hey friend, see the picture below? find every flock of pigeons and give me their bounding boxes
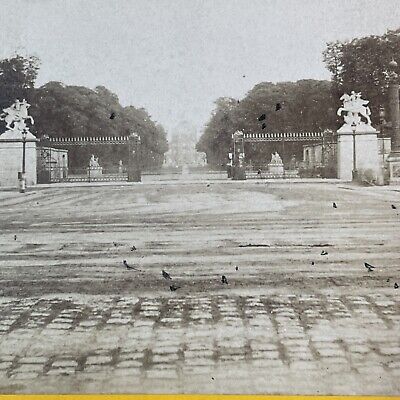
[312,202,399,289]
[120,241,236,291]
[116,201,398,292]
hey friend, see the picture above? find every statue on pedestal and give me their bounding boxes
[268,151,284,176]
[87,154,102,177]
[89,155,100,168]
[270,152,283,165]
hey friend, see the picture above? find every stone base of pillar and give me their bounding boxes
[387,151,400,185]
[232,166,246,180]
[127,168,141,182]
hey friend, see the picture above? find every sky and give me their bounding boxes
[1,0,400,137]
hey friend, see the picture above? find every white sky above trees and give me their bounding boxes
[1,0,399,136]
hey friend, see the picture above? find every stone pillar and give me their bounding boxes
[387,59,400,184]
[127,133,141,182]
[231,130,246,180]
[0,130,38,188]
[337,123,380,182]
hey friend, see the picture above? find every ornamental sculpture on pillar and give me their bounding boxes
[0,99,35,134]
[337,91,372,126]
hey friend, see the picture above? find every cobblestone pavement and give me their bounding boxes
[0,292,399,394]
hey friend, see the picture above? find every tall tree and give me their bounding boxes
[323,28,400,124]
[0,55,40,129]
[196,97,237,166]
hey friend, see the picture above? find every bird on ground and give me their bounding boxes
[333,202,337,208]
[258,114,266,121]
[130,245,137,251]
[235,266,239,271]
[364,262,375,272]
[162,270,172,280]
[261,123,267,130]
[391,204,397,209]
[311,261,315,266]
[320,250,328,256]
[14,235,17,241]
[170,284,181,291]
[110,112,116,119]
[221,275,228,284]
[123,260,138,270]
[394,282,399,289]
[113,242,118,247]
[275,103,282,111]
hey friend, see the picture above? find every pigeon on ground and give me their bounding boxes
[123,260,136,270]
[130,245,137,251]
[311,261,315,266]
[221,275,228,284]
[258,114,266,121]
[394,282,399,289]
[320,250,328,256]
[364,262,375,272]
[170,284,181,291]
[333,202,337,208]
[391,204,397,209]
[162,270,172,280]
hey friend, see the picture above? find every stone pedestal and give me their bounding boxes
[268,163,284,176]
[86,166,103,177]
[0,130,38,188]
[387,152,400,184]
[232,166,246,180]
[337,123,381,182]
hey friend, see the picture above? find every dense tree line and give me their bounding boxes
[196,80,336,166]
[323,28,400,126]
[0,56,168,169]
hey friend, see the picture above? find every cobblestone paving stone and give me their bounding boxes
[0,293,399,394]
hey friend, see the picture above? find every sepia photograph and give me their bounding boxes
[0,0,400,395]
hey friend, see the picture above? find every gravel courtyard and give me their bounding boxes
[0,179,399,394]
